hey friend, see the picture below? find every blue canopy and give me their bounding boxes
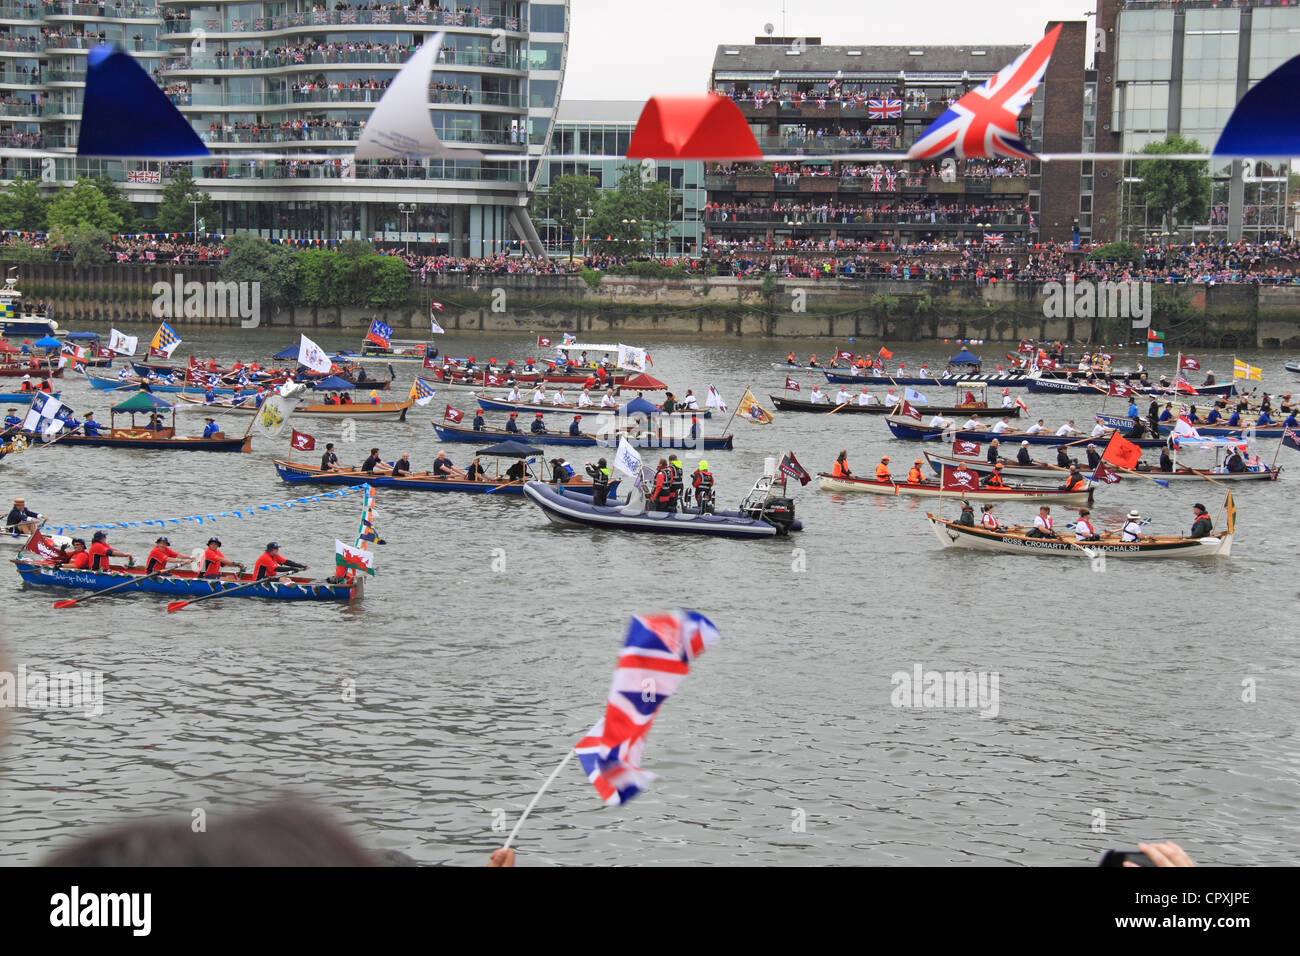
[623,396,657,416]
[949,349,982,366]
[34,335,61,348]
[271,344,299,361]
[64,331,101,341]
[1215,54,1300,157]
[310,375,355,391]
[475,440,543,458]
[78,45,210,158]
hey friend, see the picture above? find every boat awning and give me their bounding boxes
[623,396,657,416]
[475,440,543,458]
[112,391,173,412]
[949,349,982,366]
[34,335,61,348]
[622,373,667,390]
[271,344,299,361]
[64,331,102,341]
[1173,436,1247,452]
[556,343,620,353]
[310,375,355,391]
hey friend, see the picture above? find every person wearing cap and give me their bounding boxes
[530,411,547,435]
[504,412,521,435]
[1120,511,1146,543]
[81,411,104,437]
[808,384,826,405]
[1202,369,1216,387]
[1083,443,1101,470]
[982,463,1007,488]
[1028,505,1056,538]
[6,497,42,534]
[64,538,91,570]
[1058,463,1087,492]
[906,459,925,484]
[1016,440,1035,466]
[568,414,583,438]
[1189,503,1213,539]
[584,457,612,506]
[89,530,134,572]
[145,537,187,575]
[202,416,221,439]
[857,387,873,407]
[391,453,412,477]
[470,408,486,432]
[320,442,339,472]
[979,503,1003,532]
[3,408,21,432]
[1074,508,1100,542]
[432,451,465,479]
[955,500,976,526]
[253,542,306,581]
[690,460,714,513]
[1001,387,1014,409]
[201,537,242,579]
[875,456,892,481]
[835,385,851,405]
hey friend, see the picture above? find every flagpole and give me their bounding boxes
[502,749,575,851]
[722,383,749,434]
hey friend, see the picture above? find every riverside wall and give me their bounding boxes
[7,262,1299,349]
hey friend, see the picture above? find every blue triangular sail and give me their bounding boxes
[78,45,210,158]
[1214,54,1300,157]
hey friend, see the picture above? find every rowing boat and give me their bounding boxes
[884,416,1169,447]
[45,429,253,452]
[433,422,735,450]
[816,472,1092,505]
[274,460,622,499]
[0,365,61,379]
[473,394,712,418]
[1157,421,1291,440]
[921,449,1281,482]
[13,559,356,600]
[770,395,1020,416]
[0,391,58,402]
[822,370,1034,387]
[926,513,1232,559]
[173,394,413,421]
[1026,376,1238,397]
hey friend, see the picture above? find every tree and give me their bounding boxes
[45,179,122,233]
[1133,135,1211,233]
[641,179,674,258]
[94,176,138,234]
[537,174,600,260]
[156,167,216,234]
[589,166,651,257]
[220,233,300,305]
[0,178,49,231]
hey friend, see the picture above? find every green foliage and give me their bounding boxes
[288,246,409,308]
[0,177,49,231]
[1087,240,1144,264]
[760,272,778,302]
[366,254,411,308]
[1133,136,1211,229]
[67,226,112,267]
[156,167,216,234]
[0,242,50,262]
[1154,287,1191,319]
[536,174,601,259]
[588,165,676,256]
[580,268,602,290]
[868,293,900,316]
[220,233,300,304]
[602,261,688,279]
[93,176,138,234]
[46,179,122,233]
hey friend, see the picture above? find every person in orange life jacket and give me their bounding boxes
[691,461,715,514]
[786,351,796,365]
[1028,505,1057,538]
[832,450,853,479]
[667,454,684,503]
[1058,463,1087,491]
[89,530,134,571]
[201,536,243,580]
[253,543,306,581]
[1189,503,1213,539]
[875,456,892,481]
[979,503,1002,532]
[1074,507,1100,542]
[981,463,1007,488]
[145,536,188,574]
[907,459,925,484]
[64,538,91,570]
[650,458,676,512]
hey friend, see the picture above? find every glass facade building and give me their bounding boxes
[0,1,569,254]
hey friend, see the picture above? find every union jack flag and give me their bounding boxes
[983,233,1005,244]
[312,10,328,23]
[869,171,882,192]
[293,51,305,62]
[292,12,306,24]
[341,10,356,23]
[506,17,518,30]
[867,98,902,119]
[884,169,897,190]
[372,8,390,23]
[479,14,494,27]
[573,611,720,806]
[231,18,245,30]
[415,7,428,22]
[253,18,265,30]
[204,18,219,29]
[908,25,1060,160]
[452,11,464,24]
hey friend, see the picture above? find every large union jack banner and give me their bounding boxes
[908,24,1061,160]
[372,8,390,23]
[867,98,901,119]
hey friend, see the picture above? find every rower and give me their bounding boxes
[1120,510,1146,543]
[986,439,1000,465]
[321,442,339,472]
[6,497,41,535]
[1085,444,1101,470]
[578,388,594,408]
[3,408,20,430]
[991,416,1013,435]
[585,458,612,506]
[982,463,1007,488]
[530,384,546,404]
[569,414,583,437]
[472,409,486,432]
[530,412,546,435]
[1055,420,1079,437]
[832,450,853,479]
[786,352,796,365]
[1056,446,1074,468]
[835,386,851,405]
[650,458,676,513]
[78,412,101,437]
[691,461,714,514]
[202,416,220,439]
[253,543,306,581]
[64,538,91,569]
[980,503,1002,532]
[89,530,134,571]
[465,457,486,481]
[204,383,216,403]
[1075,508,1100,542]
[1159,446,1173,472]
[808,354,820,368]
[145,536,187,574]
[1206,404,1223,425]
[601,390,618,409]
[1016,440,1034,466]
[906,459,925,484]
[808,385,826,405]
[361,447,387,473]
[929,411,951,429]
[1189,503,1213,539]
[1058,464,1086,492]
[432,452,465,479]
[391,453,412,477]
[552,387,567,406]
[955,500,975,526]
[857,388,872,407]
[504,412,521,434]
[505,458,527,482]
[1024,419,1047,435]
[1028,506,1056,538]
[875,456,892,481]
[962,415,981,430]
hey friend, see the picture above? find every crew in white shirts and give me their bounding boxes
[1090,420,1109,438]
[919,364,930,377]
[1001,388,1014,408]
[929,412,952,428]
[857,387,872,406]
[808,385,827,404]
[850,365,863,377]
[1120,510,1145,542]
[835,386,851,404]
[681,390,699,410]
[1025,419,1046,435]
[577,388,594,408]
[600,389,618,408]
[506,385,521,402]
[552,387,567,405]
[1075,508,1100,542]
[1029,505,1056,538]
[1055,420,1079,437]
[897,364,906,377]
[962,416,981,429]
[991,417,1013,435]
[530,385,546,404]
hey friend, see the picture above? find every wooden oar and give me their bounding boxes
[166,574,284,613]
[53,569,165,609]
[825,400,850,416]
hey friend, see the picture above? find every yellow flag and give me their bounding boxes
[1225,492,1236,535]
[1233,359,1261,381]
[735,388,773,425]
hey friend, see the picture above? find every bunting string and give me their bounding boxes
[44,484,371,535]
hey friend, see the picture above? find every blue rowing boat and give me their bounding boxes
[87,373,248,396]
[0,391,58,402]
[13,560,356,602]
[823,370,1034,387]
[1157,421,1289,439]
[274,460,622,499]
[433,422,735,450]
[884,416,1169,447]
[473,395,712,419]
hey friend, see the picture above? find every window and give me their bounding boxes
[529,79,558,109]
[528,42,563,71]
[530,4,566,33]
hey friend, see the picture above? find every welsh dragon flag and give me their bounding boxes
[335,540,374,576]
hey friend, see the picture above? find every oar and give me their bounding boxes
[166,574,284,613]
[826,400,851,416]
[53,569,165,609]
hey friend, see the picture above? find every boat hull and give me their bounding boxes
[0,391,59,402]
[433,422,734,450]
[48,433,252,452]
[474,395,711,419]
[0,365,61,379]
[771,395,1018,416]
[14,560,355,600]
[174,395,412,421]
[1027,377,1237,396]
[1157,422,1287,439]
[522,482,780,538]
[274,461,621,499]
[923,450,1281,482]
[817,473,1091,505]
[927,515,1231,559]
[884,417,1168,447]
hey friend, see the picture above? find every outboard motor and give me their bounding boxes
[757,497,796,535]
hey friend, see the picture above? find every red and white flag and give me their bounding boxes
[1091,460,1122,484]
[836,349,854,363]
[485,373,502,386]
[899,400,922,422]
[941,465,980,493]
[1171,415,1200,440]
[953,439,981,457]
[423,354,439,370]
[444,405,464,423]
[1179,356,1200,371]
[784,377,801,391]
[537,335,552,348]
[1107,381,1134,397]
[290,429,315,451]
[24,531,64,561]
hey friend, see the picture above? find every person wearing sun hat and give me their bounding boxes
[145,536,188,575]
[201,536,243,580]
[1120,510,1145,543]
[6,497,42,535]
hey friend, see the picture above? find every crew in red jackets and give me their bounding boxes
[145,536,187,574]
[89,530,133,571]
[201,536,243,579]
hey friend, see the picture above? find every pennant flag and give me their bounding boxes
[572,610,720,806]
[365,318,393,348]
[1147,329,1164,342]
[1233,359,1262,381]
[904,387,929,406]
[150,321,181,358]
[625,94,762,160]
[953,439,981,457]
[779,452,811,486]
[784,377,801,392]
[617,343,648,373]
[335,539,375,576]
[1014,396,1028,412]
[1179,356,1200,371]
[107,328,138,356]
[1214,54,1300,158]
[290,429,315,451]
[612,436,644,485]
[444,405,464,423]
[940,464,980,493]
[1147,341,1165,358]
[706,385,726,413]
[411,378,436,406]
[1100,431,1142,470]
[1283,428,1300,453]
[77,45,210,157]
[906,24,1060,160]
[898,400,922,422]
[1091,460,1122,485]
[735,389,773,424]
[537,335,552,348]
[878,346,894,360]
[297,333,332,373]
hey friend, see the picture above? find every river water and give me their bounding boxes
[1,329,1296,866]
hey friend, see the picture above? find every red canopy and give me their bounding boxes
[621,373,667,390]
[626,94,762,160]
[0,340,18,353]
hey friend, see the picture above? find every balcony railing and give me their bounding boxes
[0,101,42,116]
[172,9,524,35]
[0,3,42,20]
[44,2,159,18]
[751,135,903,154]
[187,86,525,112]
[42,36,168,52]
[168,48,527,77]
[193,161,526,184]
[0,72,43,85]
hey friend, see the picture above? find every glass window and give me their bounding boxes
[528,42,563,71]
[530,4,566,34]
[529,79,558,108]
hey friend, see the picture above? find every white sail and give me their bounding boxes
[354,34,483,160]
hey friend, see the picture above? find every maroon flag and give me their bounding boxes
[485,373,502,386]
[537,335,552,348]
[899,400,922,422]
[1107,381,1134,398]
[1174,376,1198,395]
[784,377,801,391]
[1091,460,1122,484]
[24,530,64,560]
[1179,356,1200,371]
[779,452,811,486]
[290,429,315,451]
[423,354,439,370]
[835,349,854,363]
[444,405,464,423]
[1100,432,1142,470]
[940,465,980,493]
[953,439,981,457]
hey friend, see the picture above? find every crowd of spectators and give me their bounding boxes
[704,200,1031,226]
[714,84,962,114]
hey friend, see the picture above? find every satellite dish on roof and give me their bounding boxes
[763,22,774,35]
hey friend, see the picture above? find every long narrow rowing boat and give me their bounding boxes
[173,394,413,421]
[473,395,712,418]
[816,472,1092,505]
[926,514,1232,559]
[770,395,1018,416]
[13,560,357,601]
[274,460,621,499]
[823,370,1034,387]
[37,429,252,452]
[922,450,1281,482]
[433,422,735,450]
[1026,376,1237,396]
[884,416,1168,447]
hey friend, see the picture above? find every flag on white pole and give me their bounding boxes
[706,384,727,413]
[616,344,647,373]
[107,329,139,357]
[612,436,644,486]
[298,333,332,373]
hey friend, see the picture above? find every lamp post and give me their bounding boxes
[621,218,638,256]
[188,192,201,237]
[575,207,593,261]
[398,202,417,254]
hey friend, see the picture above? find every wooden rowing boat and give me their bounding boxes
[473,394,712,418]
[13,559,356,601]
[884,416,1169,447]
[43,428,253,452]
[922,450,1281,482]
[817,472,1092,505]
[771,395,1020,416]
[926,513,1232,559]
[433,421,735,450]
[274,460,621,499]
[173,394,413,421]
